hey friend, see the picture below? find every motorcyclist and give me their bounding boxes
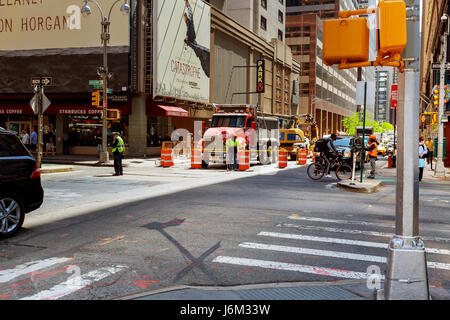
[321,133,339,178]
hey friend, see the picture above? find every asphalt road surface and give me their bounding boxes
[0,161,449,300]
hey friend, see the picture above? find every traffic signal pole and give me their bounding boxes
[384,0,429,300]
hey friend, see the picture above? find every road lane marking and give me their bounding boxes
[212,256,382,280]
[20,265,128,300]
[278,223,450,243]
[239,242,385,263]
[258,231,450,256]
[288,215,391,228]
[0,257,72,284]
[239,242,450,271]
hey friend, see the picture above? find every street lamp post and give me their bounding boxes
[81,0,130,164]
[435,13,449,177]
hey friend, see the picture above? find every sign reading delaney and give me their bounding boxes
[256,60,265,93]
[153,0,210,103]
[0,0,129,51]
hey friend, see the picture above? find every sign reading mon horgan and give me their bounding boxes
[153,0,211,103]
[0,0,129,51]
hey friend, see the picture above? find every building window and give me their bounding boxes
[261,0,267,9]
[278,30,283,41]
[260,16,267,30]
[278,10,284,23]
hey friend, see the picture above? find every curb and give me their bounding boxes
[41,166,76,174]
[114,279,371,300]
[337,180,383,193]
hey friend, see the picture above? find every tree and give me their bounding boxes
[342,112,393,135]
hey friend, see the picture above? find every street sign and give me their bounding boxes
[31,76,52,87]
[432,62,450,70]
[256,60,265,93]
[89,80,103,85]
[30,92,51,115]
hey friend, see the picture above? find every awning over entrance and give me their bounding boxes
[147,102,189,118]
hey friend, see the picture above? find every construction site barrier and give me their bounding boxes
[279,149,288,168]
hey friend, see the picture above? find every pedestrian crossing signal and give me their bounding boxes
[92,90,101,107]
[107,109,120,121]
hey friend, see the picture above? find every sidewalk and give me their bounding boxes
[380,160,450,184]
[42,154,162,168]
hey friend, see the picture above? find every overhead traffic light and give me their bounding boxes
[92,90,101,107]
[433,86,440,106]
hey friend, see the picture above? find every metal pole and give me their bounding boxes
[37,80,43,168]
[435,16,448,177]
[384,0,429,300]
[100,18,110,163]
[360,82,367,183]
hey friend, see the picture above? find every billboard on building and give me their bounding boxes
[0,0,131,93]
[0,0,129,50]
[153,0,210,103]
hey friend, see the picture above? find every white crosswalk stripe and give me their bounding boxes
[20,265,128,300]
[0,257,128,300]
[0,257,72,284]
[213,214,450,279]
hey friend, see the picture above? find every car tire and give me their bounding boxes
[0,194,25,239]
[201,160,209,169]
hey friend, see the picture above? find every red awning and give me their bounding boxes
[147,103,189,118]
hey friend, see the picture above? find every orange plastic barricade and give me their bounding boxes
[162,147,174,167]
[279,149,288,168]
[296,149,307,165]
[191,148,202,169]
[239,150,250,171]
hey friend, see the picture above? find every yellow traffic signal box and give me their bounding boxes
[377,0,407,57]
[323,17,369,66]
[107,109,120,121]
[92,90,101,107]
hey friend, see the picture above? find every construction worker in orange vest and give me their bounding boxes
[365,135,379,179]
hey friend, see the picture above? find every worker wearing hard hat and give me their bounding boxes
[365,135,379,179]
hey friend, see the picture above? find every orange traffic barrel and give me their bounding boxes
[162,147,174,167]
[297,149,307,165]
[191,148,202,169]
[279,149,288,168]
[239,150,250,171]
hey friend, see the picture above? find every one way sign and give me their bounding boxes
[31,76,53,87]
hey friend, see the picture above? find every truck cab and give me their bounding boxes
[200,104,279,167]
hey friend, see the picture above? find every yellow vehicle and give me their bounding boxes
[378,143,386,156]
[279,114,318,159]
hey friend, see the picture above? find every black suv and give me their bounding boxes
[0,127,44,238]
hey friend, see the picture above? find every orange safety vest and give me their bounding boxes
[369,142,378,158]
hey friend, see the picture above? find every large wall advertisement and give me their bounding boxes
[153,0,211,103]
[0,0,129,51]
[0,0,131,93]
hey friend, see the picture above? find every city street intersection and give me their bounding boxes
[0,159,449,300]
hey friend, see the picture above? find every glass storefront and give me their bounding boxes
[147,116,169,147]
[67,115,129,147]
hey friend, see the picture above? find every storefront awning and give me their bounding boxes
[147,103,189,118]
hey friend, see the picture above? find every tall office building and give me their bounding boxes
[215,0,286,42]
[286,0,364,136]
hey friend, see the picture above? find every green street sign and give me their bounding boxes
[89,80,103,85]
[93,86,113,94]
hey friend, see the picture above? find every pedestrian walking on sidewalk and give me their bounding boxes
[112,132,125,176]
[366,135,378,179]
[419,136,428,182]
[425,137,434,170]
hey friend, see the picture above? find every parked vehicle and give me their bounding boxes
[0,127,44,238]
[279,114,318,159]
[200,104,279,168]
[333,136,363,169]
